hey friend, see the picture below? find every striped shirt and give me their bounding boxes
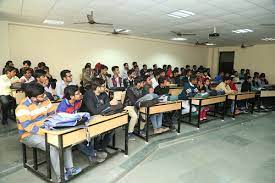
[56,99,82,114]
[15,97,56,140]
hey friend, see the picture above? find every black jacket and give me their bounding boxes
[80,89,110,115]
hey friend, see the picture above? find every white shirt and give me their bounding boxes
[56,80,75,98]
[0,75,19,95]
[151,77,159,89]
[121,69,128,79]
[20,76,35,83]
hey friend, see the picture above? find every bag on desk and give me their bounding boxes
[44,112,90,129]
[135,93,159,108]
[101,103,124,116]
[194,92,209,99]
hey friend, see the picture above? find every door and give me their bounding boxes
[219,51,235,74]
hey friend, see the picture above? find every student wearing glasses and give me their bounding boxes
[56,70,75,98]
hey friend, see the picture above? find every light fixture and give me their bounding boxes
[167,10,195,18]
[115,29,131,33]
[43,19,64,25]
[261,38,275,41]
[171,37,187,41]
[232,29,253,34]
[206,43,216,46]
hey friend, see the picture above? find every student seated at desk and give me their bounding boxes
[0,66,19,125]
[215,76,239,114]
[16,83,81,181]
[57,85,107,163]
[80,78,114,151]
[181,69,192,85]
[20,68,34,83]
[214,71,224,84]
[178,75,198,115]
[110,66,124,88]
[123,69,135,89]
[56,70,76,99]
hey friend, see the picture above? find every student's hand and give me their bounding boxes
[110,99,118,106]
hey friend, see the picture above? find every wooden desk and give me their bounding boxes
[23,112,129,183]
[260,90,275,98]
[137,101,182,142]
[184,95,227,128]
[228,92,256,118]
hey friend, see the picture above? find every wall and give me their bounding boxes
[0,21,10,65]
[209,44,275,83]
[7,23,209,83]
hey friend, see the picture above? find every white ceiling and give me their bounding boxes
[0,0,275,46]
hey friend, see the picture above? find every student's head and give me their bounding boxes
[37,62,46,68]
[85,63,91,69]
[205,78,211,86]
[127,69,135,79]
[158,77,168,87]
[246,69,250,73]
[259,73,266,79]
[111,66,120,75]
[163,65,167,70]
[23,60,31,68]
[5,60,14,67]
[144,75,152,85]
[134,76,145,89]
[43,66,50,73]
[44,77,49,86]
[60,70,72,83]
[25,83,45,103]
[245,76,252,83]
[143,64,147,70]
[84,66,91,74]
[64,85,82,101]
[193,65,197,70]
[254,72,259,78]
[34,69,47,85]
[173,70,179,77]
[154,68,161,78]
[153,64,157,69]
[160,69,165,77]
[100,65,108,75]
[223,76,232,85]
[167,65,172,70]
[233,71,238,77]
[90,78,106,93]
[186,65,190,69]
[123,63,129,69]
[132,62,137,67]
[203,70,208,76]
[186,69,192,77]
[219,71,225,76]
[189,75,198,85]
[240,69,245,74]
[134,65,139,72]
[23,68,33,79]
[5,66,17,78]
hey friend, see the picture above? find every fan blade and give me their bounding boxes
[94,22,113,26]
[180,33,197,36]
[73,22,89,24]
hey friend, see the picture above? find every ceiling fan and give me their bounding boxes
[74,11,113,26]
[259,23,275,27]
[171,31,197,36]
[99,27,130,35]
[241,43,254,48]
[195,40,209,46]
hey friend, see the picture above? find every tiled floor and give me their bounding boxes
[0,112,274,183]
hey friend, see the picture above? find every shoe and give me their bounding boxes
[160,127,170,133]
[96,151,108,159]
[234,109,241,115]
[128,133,136,141]
[153,129,162,134]
[88,155,105,163]
[139,130,146,137]
[65,167,82,177]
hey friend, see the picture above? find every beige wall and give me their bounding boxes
[0,21,10,64]
[209,44,275,83]
[7,23,209,84]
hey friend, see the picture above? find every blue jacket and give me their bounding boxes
[178,82,199,100]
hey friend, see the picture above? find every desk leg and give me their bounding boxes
[222,97,227,120]
[58,135,65,183]
[188,99,192,123]
[214,103,217,117]
[232,96,237,119]
[197,100,202,128]
[125,122,129,155]
[32,148,38,170]
[45,134,51,179]
[112,129,116,148]
[177,106,181,133]
[22,144,27,168]
[251,98,255,114]
[146,108,149,142]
